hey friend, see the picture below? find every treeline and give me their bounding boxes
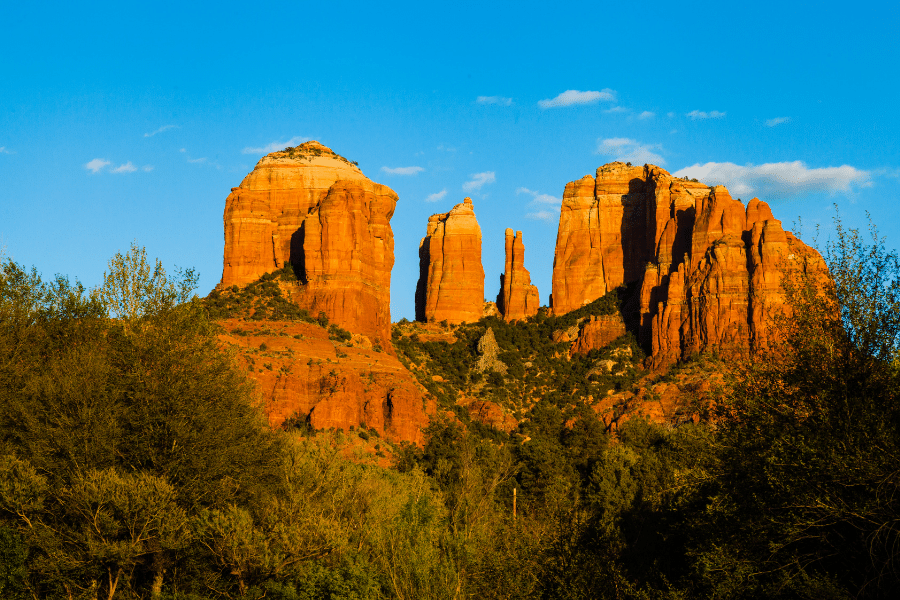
[1,218,899,599]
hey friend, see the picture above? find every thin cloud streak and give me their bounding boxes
[687,110,726,120]
[477,96,513,106]
[85,158,111,173]
[525,210,559,223]
[538,89,616,108]
[597,138,665,166]
[144,125,178,137]
[463,171,496,192]
[673,161,871,199]
[242,136,310,154]
[0,147,13,154]
[425,189,448,203]
[111,162,138,173]
[765,117,791,127]
[517,187,560,206]
[381,166,424,175]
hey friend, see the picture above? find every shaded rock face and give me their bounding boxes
[552,162,825,369]
[570,315,627,356]
[415,197,485,324]
[221,141,397,343]
[496,229,540,322]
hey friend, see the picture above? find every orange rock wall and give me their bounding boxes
[570,315,627,355]
[497,229,539,321]
[415,197,485,324]
[221,141,397,344]
[294,180,397,342]
[219,318,433,444]
[552,162,825,369]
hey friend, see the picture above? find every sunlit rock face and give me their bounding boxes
[221,141,397,343]
[552,162,826,368]
[497,229,539,322]
[415,197,485,324]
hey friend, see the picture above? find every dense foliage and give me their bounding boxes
[1,217,898,599]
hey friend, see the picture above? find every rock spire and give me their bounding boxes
[415,197,485,324]
[496,229,539,321]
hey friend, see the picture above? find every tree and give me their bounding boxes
[699,214,900,598]
[0,252,283,597]
[96,241,198,321]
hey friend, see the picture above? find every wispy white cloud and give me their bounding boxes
[538,89,616,109]
[525,210,559,223]
[667,112,675,118]
[638,111,655,120]
[518,187,561,222]
[673,161,871,199]
[597,138,665,166]
[144,124,178,137]
[687,110,726,120]
[142,165,154,172]
[517,187,559,205]
[111,162,138,173]
[381,166,424,176]
[242,136,310,155]
[436,144,457,152]
[765,117,791,127]
[0,147,13,154]
[188,157,208,164]
[425,189,448,203]
[462,171,496,192]
[85,158,111,174]
[476,96,513,106]
[604,106,629,114]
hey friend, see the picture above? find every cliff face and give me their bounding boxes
[552,163,825,369]
[221,141,397,343]
[497,229,539,322]
[415,198,485,324]
[219,318,433,444]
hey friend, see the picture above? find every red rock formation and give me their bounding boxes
[415,197,485,324]
[221,141,397,344]
[497,229,540,321]
[552,163,707,315]
[552,162,825,369]
[570,315,627,355]
[219,318,434,444]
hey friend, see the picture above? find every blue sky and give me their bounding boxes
[1,0,898,320]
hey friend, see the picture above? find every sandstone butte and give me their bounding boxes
[496,228,540,322]
[221,141,397,344]
[415,197,485,324]
[551,162,826,369]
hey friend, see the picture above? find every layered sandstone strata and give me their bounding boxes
[552,162,825,368]
[497,229,540,321]
[221,141,397,342]
[220,318,433,444]
[415,197,485,324]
